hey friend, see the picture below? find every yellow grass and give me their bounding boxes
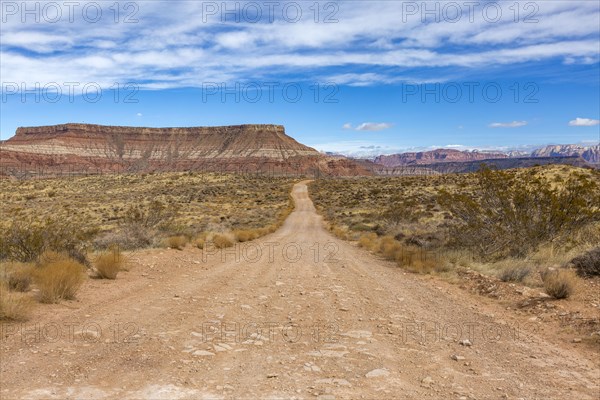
[0,283,34,321]
[166,235,187,250]
[212,234,235,249]
[542,269,580,299]
[33,254,86,303]
[94,248,127,279]
[0,262,34,292]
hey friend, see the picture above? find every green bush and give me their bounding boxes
[0,218,94,265]
[439,167,600,260]
[571,247,600,277]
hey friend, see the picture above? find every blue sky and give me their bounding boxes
[1,0,599,156]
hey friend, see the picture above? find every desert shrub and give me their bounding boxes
[0,262,34,292]
[0,218,94,265]
[381,198,423,225]
[349,223,373,232]
[212,234,234,249]
[34,253,86,303]
[439,167,600,260]
[94,225,152,250]
[0,283,33,321]
[123,200,177,229]
[93,248,126,279]
[542,269,579,299]
[166,235,187,250]
[499,265,531,282]
[571,247,600,277]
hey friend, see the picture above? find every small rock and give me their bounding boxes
[421,376,434,387]
[365,368,390,378]
[451,354,466,361]
[267,373,278,378]
[459,339,472,347]
[192,350,215,356]
[572,338,582,343]
[75,330,100,340]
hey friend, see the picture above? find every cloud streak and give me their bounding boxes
[343,122,393,131]
[489,121,528,128]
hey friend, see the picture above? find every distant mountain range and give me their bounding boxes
[1,123,597,178]
[371,145,600,167]
[531,144,600,164]
[374,148,508,167]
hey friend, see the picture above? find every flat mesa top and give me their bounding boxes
[15,123,286,134]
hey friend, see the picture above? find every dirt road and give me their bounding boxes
[1,182,598,399]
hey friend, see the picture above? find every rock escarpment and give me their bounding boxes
[1,123,370,177]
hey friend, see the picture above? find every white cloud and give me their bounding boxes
[568,117,600,126]
[489,121,528,128]
[136,113,143,117]
[343,122,393,131]
[0,2,598,90]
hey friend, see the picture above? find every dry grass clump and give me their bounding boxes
[357,233,439,273]
[194,237,206,249]
[93,248,127,279]
[212,234,234,249]
[234,229,259,242]
[0,283,34,321]
[33,252,86,303]
[0,262,34,292]
[358,233,379,251]
[499,265,532,283]
[166,235,187,250]
[541,269,580,299]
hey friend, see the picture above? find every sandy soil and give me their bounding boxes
[1,181,598,399]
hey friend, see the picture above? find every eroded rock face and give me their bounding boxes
[1,123,373,176]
